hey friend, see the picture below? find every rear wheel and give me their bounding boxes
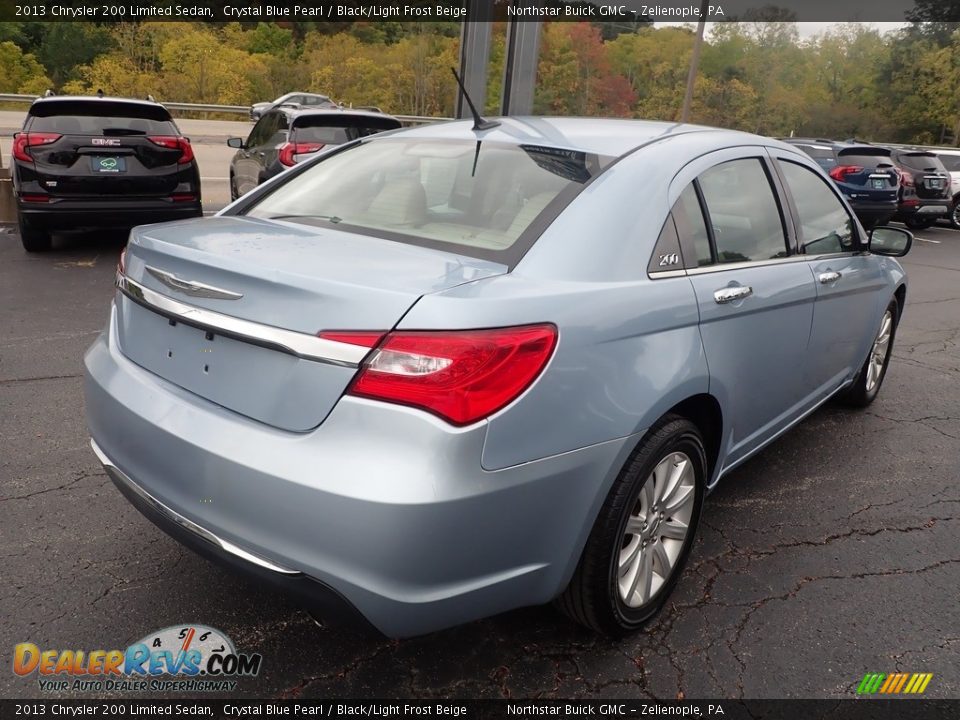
[951,200,960,229]
[904,216,935,230]
[19,216,52,253]
[839,297,899,408]
[555,415,705,635]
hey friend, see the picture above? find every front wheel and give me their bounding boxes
[555,415,706,635]
[839,297,899,408]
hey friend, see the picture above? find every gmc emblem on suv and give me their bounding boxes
[92,138,121,146]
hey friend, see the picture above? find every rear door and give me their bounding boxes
[235,114,275,194]
[898,151,951,199]
[23,99,186,198]
[832,147,899,204]
[773,155,886,396]
[678,153,817,468]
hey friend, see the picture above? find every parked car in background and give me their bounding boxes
[87,118,912,637]
[12,95,202,252]
[930,148,960,228]
[783,139,899,229]
[227,108,402,199]
[886,147,952,230]
[249,92,337,121]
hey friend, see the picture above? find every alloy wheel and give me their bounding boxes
[865,310,893,393]
[618,451,696,608]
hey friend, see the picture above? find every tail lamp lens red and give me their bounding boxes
[279,142,325,167]
[12,132,61,162]
[319,325,558,426]
[147,136,195,164]
[828,165,864,182]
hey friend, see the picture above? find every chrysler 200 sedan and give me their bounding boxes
[84,118,911,637]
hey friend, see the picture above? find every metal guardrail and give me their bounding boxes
[0,93,446,126]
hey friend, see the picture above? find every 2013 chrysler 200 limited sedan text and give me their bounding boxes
[85,118,912,637]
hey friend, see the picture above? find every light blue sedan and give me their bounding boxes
[85,118,912,637]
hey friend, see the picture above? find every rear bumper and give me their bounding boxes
[84,305,632,637]
[895,199,951,218]
[92,439,378,634]
[17,199,202,229]
[847,201,897,225]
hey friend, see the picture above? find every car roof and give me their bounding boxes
[29,95,167,110]
[284,107,399,122]
[391,117,767,159]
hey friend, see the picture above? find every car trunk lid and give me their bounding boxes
[115,215,508,431]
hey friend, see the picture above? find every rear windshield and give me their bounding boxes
[292,116,401,145]
[897,152,948,173]
[28,100,177,135]
[936,153,960,172]
[244,138,611,265]
[836,152,896,169]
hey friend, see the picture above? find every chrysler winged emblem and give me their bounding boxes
[145,266,243,300]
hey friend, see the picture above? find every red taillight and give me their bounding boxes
[12,132,61,162]
[147,136,194,164]
[328,324,558,426]
[279,142,325,167]
[898,169,915,187]
[828,165,864,182]
[19,194,49,202]
[118,247,127,274]
[169,193,197,202]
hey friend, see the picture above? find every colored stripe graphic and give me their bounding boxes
[858,672,933,694]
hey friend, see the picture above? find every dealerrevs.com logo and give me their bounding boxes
[13,625,262,693]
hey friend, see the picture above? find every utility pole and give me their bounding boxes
[680,0,710,123]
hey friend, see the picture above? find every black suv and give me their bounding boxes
[886,148,952,230]
[782,139,899,229]
[227,108,401,199]
[12,96,202,252]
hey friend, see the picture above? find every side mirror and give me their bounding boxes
[869,226,912,257]
[227,137,244,149]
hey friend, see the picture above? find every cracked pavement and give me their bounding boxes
[1,223,957,700]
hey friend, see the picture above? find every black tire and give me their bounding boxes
[229,174,239,201]
[951,200,960,230]
[904,216,935,230]
[555,415,706,636]
[838,297,900,408]
[19,216,52,253]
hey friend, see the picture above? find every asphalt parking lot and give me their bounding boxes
[1,221,957,700]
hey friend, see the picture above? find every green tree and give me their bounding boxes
[0,40,52,94]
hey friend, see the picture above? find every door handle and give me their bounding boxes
[714,286,753,304]
[818,271,842,284]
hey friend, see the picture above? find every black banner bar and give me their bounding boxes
[2,699,960,720]
[3,0,960,24]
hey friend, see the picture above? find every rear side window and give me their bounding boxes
[292,116,401,145]
[28,100,177,135]
[779,161,855,254]
[794,144,837,164]
[698,159,788,264]
[244,139,611,266]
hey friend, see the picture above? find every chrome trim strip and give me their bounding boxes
[90,439,301,576]
[116,272,368,367]
[647,269,688,279]
[146,266,244,300]
[684,251,855,276]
